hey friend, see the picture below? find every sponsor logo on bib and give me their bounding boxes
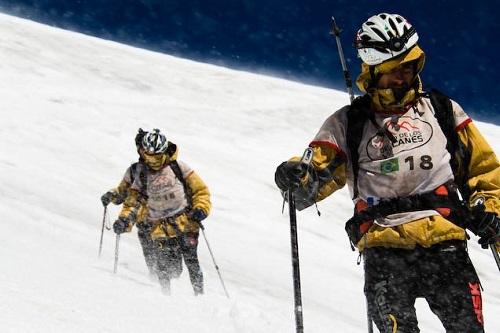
[367,117,433,160]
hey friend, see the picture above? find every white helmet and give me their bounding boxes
[355,13,418,65]
[141,129,168,154]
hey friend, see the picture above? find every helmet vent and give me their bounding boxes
[388,19,398,34]
[372,28,386,41]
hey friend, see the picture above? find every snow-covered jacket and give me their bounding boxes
[293,96,500,250]
[118,144,211,240]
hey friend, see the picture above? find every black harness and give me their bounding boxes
[345,89,472,246]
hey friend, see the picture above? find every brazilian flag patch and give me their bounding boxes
[380,158,399,174]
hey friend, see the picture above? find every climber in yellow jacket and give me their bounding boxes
[113,128,211,295]
[275,13,499,333]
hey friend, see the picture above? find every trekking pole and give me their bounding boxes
[286,147,314,333]
[288,189,304,333]
[330,17,373,333]
[98,206,107,258]
[113,234,120,274]
[330,16,354,103]
[198,222,230,298]
[490,244,500,272]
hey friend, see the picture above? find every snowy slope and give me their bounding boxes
[0,13,498,333]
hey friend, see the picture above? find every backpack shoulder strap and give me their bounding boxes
[428,89,458,170]
[346,95,371,199]
[170,160,193,208]
[131,162,148,198]
[428,89,471,199]
[129,162,139,184]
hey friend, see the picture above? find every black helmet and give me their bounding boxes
[135,128,147,148]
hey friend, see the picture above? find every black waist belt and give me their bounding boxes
[157,208,192,237]
[345,181,470,248]
[354,182,466,223]
[159,209,188,225]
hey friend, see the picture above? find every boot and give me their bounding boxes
[193,282,204,296]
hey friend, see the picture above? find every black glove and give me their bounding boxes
[190,209,207,223]
[113,218,130,234]
[275,161,307,192]
[476,212,500,249]
[101,191,114,207]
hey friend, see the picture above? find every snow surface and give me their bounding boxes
[0,13,498,333]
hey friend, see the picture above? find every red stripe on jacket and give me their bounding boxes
[455,118,472,132]
[309,140,347,159]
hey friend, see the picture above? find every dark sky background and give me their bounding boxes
[1,0,498,123]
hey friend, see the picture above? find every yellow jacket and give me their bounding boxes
[106,163,140,206]
[297,105,500,251]
[118,144,211,240]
